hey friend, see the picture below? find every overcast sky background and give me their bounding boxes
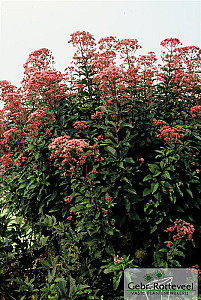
[0,0,200,88]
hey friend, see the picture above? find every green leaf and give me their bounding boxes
[174,250,185,257]
[69,275,77,297]
[129,211,141,220]
[125,188,137,195]
[104,226,114,235]
[186,189,193,198]
[113,271,123,290]
[106,245,115,256]
[143,175,152,182]
[124,198,130,212]
[163,171,171,180]
[124,157,135,163]
[150,225,157,234]
[156,217,163,225]
[153,171,162,177]
[159,248,168,252]
[143,188,152,197]
[151,183,159,194]
[148,164,160,173]
[106,146,117,157]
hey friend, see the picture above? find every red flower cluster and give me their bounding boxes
[164,219,195,241]
[191,106,201,118]
[91,57,113,72]
[191,265,201,277]
[21,48,69,105]
[64,196,72,203]
[160,38,181,49]
[114,255,124,263]
[90,36,117,71]
[157,125,189,143]
[110,219,116,226]
[24,107,55,137]
[68,31,97,64]
[106,196,112,202]
[49,135,100,176]
[0,82,27,125]
[23,48,54,75]
[153,120,167,128]
[174,46,201,72]
[2,126,23,147]
[73,120,88,132]
[114,38,141,64]
[93,65,124,92]
[0,154,14,172]
[22,69,68,104]
[90,168,98,175]
[14,153,27,168]
[99,36,117,53]
[98,135,103,140]
[91,106,105,120]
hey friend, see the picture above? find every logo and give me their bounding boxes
[124,268,198,300]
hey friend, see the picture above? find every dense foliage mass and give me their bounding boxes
[0,31,201,299]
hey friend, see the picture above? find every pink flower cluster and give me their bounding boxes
[99,36,117,52]
[73,120,88,132]
[110,218,116,226]
[23,48,54,75]
[153,120,167,128]
[64,196,72,203]
[91,57,113,72]
[93,65,124,92]
[91,106,105,120]
[114,38,141,64]
[24,107,55,137]
[0,154,14,172]
[68,31,96,49]
[191,106,201,118]
[160,38,181,49]
[106,196,112,202]
[22,69,68,103]
[191,265,201,277]
[14,153,27,167]
[68,31,96,64]
[49,135,100,176]
[174,46,201,72]
[164,219,195,241]
[114,255,124,263]
[157,125,189,143]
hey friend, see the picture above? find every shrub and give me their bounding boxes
[0,32,200,299]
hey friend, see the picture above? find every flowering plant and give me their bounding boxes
[0,31,200,298]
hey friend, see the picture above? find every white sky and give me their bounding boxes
[0,0,201,88]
